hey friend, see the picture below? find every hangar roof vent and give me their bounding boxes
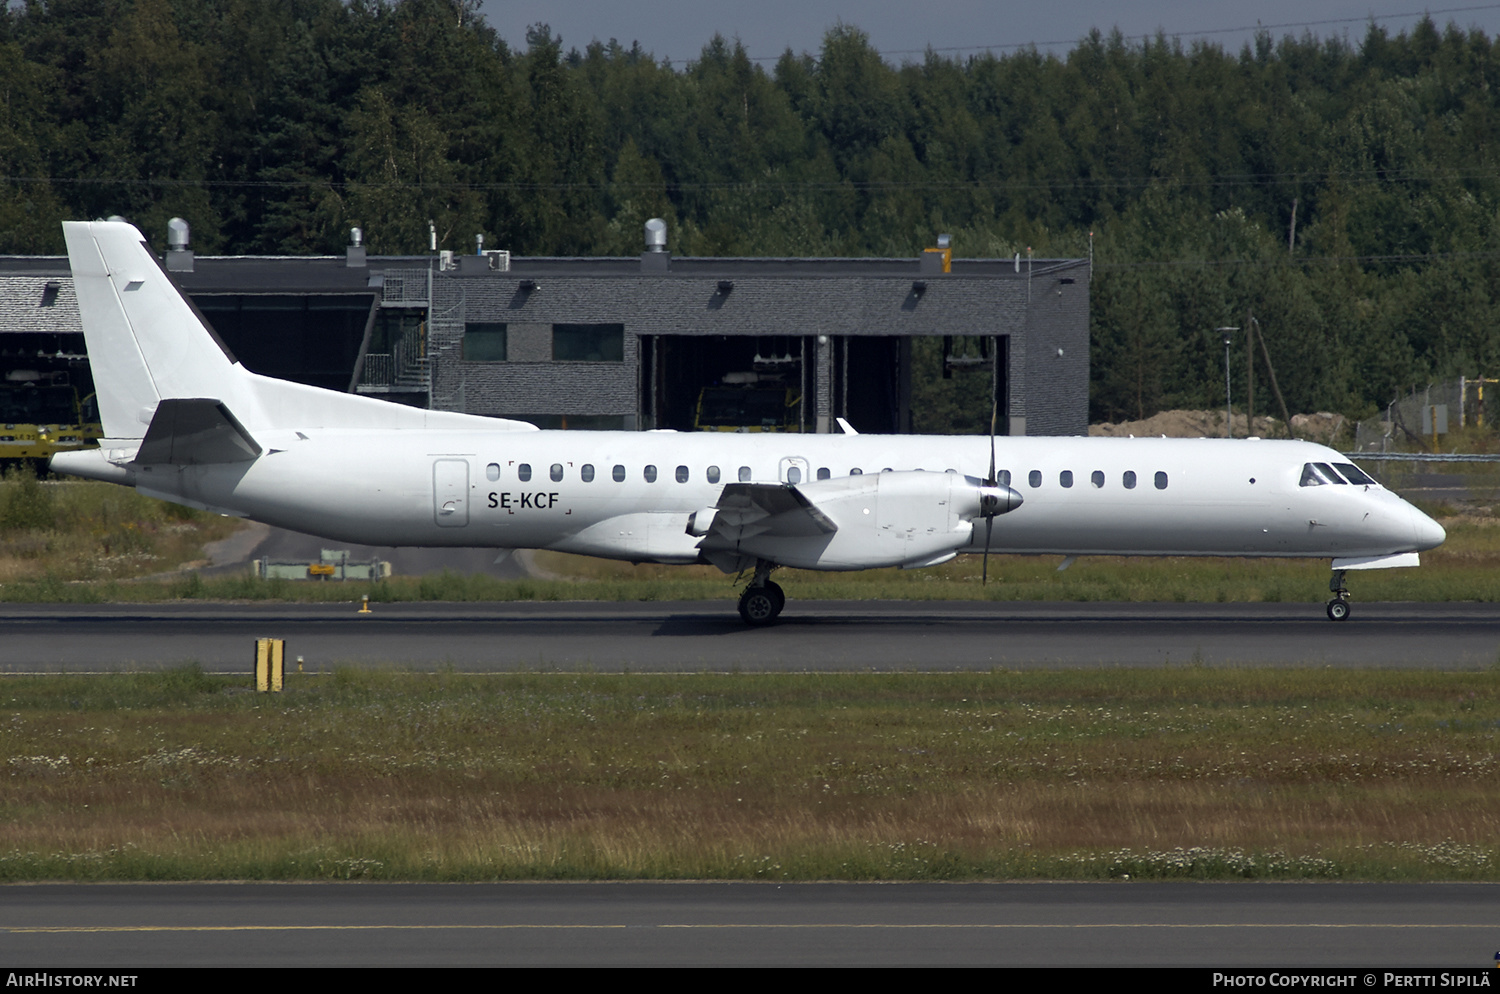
[642,218,670,273]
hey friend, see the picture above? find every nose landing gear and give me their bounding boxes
[1326,569,1350,621]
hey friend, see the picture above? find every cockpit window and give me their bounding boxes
[1333,462,1377,486]
[1315,462,1348,484]
[1301,462,1357,486]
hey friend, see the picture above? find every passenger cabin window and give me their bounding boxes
[675,465,689,483]
[517,463,532,482]
[1123,471,1137,489]
[850,468,863,475]
[787,466,802,484]
[739,466,752,482]
[817,467,830,480]
[1059,470,1073,488]
[550,463,564,482]
[612,464,626,482]
[1028,470,1042,488]
[1334,463,1376,486]
[644,465,658,483]
[581,464,595,482]
[1091,470,1105,488]
[707,466,721,484]
[997,470,1011,486]
[1154,471,1168,490]
[485,463,501,482]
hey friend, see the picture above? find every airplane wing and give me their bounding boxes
[698,482,838,549]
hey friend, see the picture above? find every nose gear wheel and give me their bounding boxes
[1326,569,1351,622]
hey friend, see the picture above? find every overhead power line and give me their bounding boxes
[654,3,1500,64]
[9,166,1500,194]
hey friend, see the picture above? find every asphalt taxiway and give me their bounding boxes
[2,882,1495,967]
[0,600,1496,671]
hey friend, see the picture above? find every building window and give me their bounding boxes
[553,323,624,362]
[462,322,507,361]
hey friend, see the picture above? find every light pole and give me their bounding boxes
[1216,326,1239,437]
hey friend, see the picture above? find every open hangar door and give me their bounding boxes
[639,334,910,435]
[641,335,813,432]
[840,336,906,435]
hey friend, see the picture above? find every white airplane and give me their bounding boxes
[51,220,1446,624]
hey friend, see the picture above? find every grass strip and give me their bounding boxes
[2,667,1496,882]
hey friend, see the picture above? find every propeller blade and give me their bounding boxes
[982,514,993,585]
[984,355,999,586]
[987,398,997,485]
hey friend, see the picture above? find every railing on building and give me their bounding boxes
[358,268,433,394]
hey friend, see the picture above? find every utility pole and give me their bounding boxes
[1216,327,1239,437]
[1247,315,1292,437]
[1246,310,1255,433]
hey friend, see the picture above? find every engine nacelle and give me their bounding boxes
[712,470,1021,571]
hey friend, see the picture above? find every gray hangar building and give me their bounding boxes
[1,226,1091,439]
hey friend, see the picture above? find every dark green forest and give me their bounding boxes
[6,0,1500,422]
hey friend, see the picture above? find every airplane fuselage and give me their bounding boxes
[117,429,1437,566]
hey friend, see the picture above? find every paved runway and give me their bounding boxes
[2,882,1495,967]
[0,600,1496,671]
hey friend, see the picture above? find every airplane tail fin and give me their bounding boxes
[64,219,538,444]
[63,220,242,443]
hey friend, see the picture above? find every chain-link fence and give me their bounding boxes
[1350,377,1500,453]
[1346,377,1500,508]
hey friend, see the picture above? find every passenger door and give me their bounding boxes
[433,459,469,527]
[778,456,811,486]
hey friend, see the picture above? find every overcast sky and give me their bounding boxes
[476,1,1500,64]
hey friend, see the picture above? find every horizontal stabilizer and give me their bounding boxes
[135,398,262,465]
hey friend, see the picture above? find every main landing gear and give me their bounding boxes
[1326,569,1351,622]
[737,560,785,626]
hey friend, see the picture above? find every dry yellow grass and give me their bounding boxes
[2,669,1495,880]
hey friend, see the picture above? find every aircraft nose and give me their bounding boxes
[1410,504,1446,550]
